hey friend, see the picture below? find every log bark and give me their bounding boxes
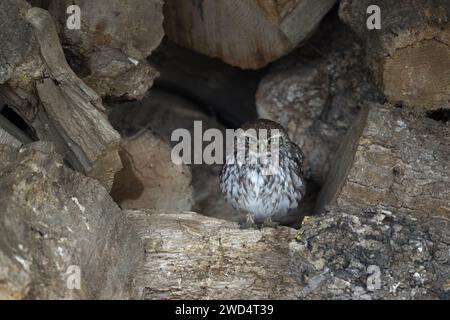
[25,8,122,190]
[0,143,142,299]
[339,0,450,109]
[127,210,301,300]
[164,0,338,69]
[48,0,164,59]
[0,0,34,84]
[47,0,163,99]
[316,103,450,218]
[292,206,450,299]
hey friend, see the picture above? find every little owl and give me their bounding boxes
[220,119,305,227]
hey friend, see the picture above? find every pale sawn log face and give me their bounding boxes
[164,0,337,69]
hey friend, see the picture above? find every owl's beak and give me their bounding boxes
[258,141,268,154]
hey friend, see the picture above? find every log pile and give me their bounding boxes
[0,0,448,301]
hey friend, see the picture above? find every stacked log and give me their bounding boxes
[48,0,165,99]
[340,0,450,109]
[164,0,338,69]
[316,103,450,218]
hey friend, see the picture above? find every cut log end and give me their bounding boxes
[383,38,450,109]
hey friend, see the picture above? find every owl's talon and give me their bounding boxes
[240,214,257,229]
[262,217,279,228]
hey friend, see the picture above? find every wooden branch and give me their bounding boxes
[164,0,338,69]
[339,0,450,109]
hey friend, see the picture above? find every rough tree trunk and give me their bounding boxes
[164,0,338,69]
[316,103,450,218]
[339,0,450,109]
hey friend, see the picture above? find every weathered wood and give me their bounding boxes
[340,0,450,109]
[0,0,34,84]
[111,131,194,211]
[292,206,450,299]
[0,143,142,299]
[127,210,301,300]
[83,48,159,100]
[316,103,450,218]
[164,0,338,69]
[25,8,104,112]
[48,0,164,59]
[47,0,163,99]
[25,8,122,190]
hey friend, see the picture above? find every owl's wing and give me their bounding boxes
[287,142,305,175]
[287,142,306,198]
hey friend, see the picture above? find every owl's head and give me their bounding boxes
[233,119,290,161]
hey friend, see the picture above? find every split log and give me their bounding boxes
[25,8,122,190]
[340,0,450,109]
[316,103,450,218]
[164,0,338,69]
[127,210,301,299]
[111,131,194,212]
[48,0,164,99]
[0,143,142,299]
